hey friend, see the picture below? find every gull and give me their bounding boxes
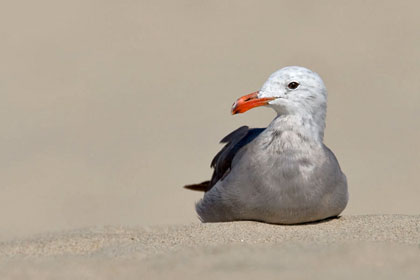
[185,66,348,224]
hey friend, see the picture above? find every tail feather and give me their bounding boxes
[184,180,210,192]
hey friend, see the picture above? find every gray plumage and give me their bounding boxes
[209,126,264,189]
[188,66,348,224]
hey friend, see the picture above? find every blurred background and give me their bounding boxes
[0,0,419,240]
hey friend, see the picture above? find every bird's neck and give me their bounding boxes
[267,113,325,144]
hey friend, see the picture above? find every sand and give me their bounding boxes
[1,1,420,279]
[1,215,419,279]
[1,0,420,241]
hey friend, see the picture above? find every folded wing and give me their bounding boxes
[184,126,264,192]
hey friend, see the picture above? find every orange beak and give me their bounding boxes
[231,91,275,114]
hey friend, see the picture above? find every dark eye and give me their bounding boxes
[287,82,299,90]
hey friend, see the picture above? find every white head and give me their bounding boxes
[232,66,328,137]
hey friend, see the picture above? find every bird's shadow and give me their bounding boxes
[235,215,342,226]
[288,215,342,226]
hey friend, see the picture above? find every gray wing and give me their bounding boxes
[184,126,264,192]
[209,126,265,190]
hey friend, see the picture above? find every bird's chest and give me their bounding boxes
[245,133,322,185]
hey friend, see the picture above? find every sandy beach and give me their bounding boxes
[1,1,420,278]
[1,215,419,279]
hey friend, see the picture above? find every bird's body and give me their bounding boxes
[185,66,348,224]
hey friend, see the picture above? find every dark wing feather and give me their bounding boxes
[184,180,210,191]
[184,126,265,192]
[184,126,264,192]
[210,126,249,172]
